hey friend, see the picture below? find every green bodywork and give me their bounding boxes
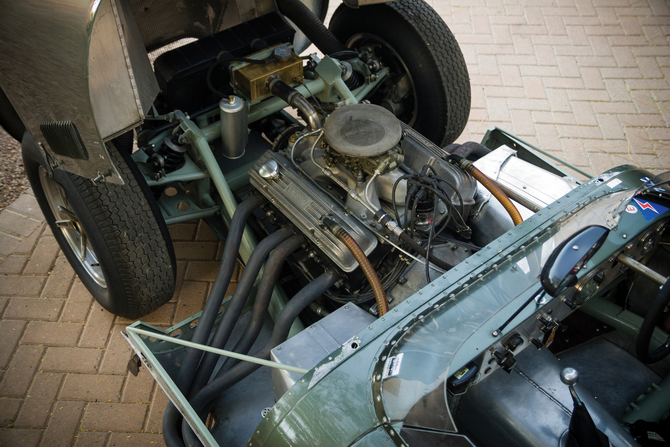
[248,165,664,447]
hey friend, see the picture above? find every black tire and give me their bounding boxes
[0,87,26,141]
[22,133,176,319]
[329,0,471,146]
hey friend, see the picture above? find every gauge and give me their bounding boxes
[639,229,658,256]
[574,268,607,305]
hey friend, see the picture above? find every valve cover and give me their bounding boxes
[249,151,377,272]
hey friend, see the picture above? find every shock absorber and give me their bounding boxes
[150,137,187,178]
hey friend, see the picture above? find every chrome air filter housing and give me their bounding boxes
[323,103,402,157]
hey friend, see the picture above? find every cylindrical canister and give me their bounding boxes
[219,95,248,159]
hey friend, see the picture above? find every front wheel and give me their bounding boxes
[329,0,471,146]
[23,133,176,319]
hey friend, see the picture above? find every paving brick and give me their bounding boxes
[557,125,603,139]
[184,260,221,282]
[523,77,546,99]
[0,319,26,368]
[588,151,617,173]
[73,432,109,447]
[24,237,60,275]
[195,220,218,242]
[42,256,76,298]
[631,91,662,115]
[108,432,166,447]
[145,388,169,433]
[632,46,670,57]
[60,280,94,323]
[0,255,28,274]
[618,114,667,128]
[116,302,175,326]
[167,223,197,241]
[0,398,22,425]
[174,281,208,323]
[510,110,535,136]
[547,89,572,113]
[100,326,134,374]
[0,231,22,257]
[170,260,188,303]
[22,321,82,346]
[594,7,619,25]
[81,403,148,432]
[477,55,499,76]
[532,111,576,125]
[509,98,551,111]
[499,65,522,86]
[40,401,85,447]
[597,114,626,140]
[626,79,670,91]
[556,56,581,78]
[603,79,631,102]
[637,56,663,79]
[566,89,610,102]
[121,370,155,403]
[0,210,43,238]
[60,373,124,402]
[172,242,218,261]
[79,302,115,348]
[14,372,63,428]
[0,428,42,447]
[0,276,47,297]
[13,223,45,255]
[0,345,44,396]
[571,102,598,126]
[486,97,511,122]
[41,347,101,373]
[0,296,7,315]
[4,298,63,320]
[7,194,43,220]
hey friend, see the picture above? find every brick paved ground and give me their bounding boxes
[1,0,669,446]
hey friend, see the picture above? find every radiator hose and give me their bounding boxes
[323,218,389,316]
[163,195,263,447]
[187,227,296,398]
[183,272,339,447]
[275,0,347,56]
[448,153,523,226]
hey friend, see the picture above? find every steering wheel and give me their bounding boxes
[636,277,670,363]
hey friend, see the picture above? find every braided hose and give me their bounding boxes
[449,153,523,226]
[323,218,389,316]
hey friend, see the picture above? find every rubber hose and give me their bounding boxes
[398,231,454,272]
[218,235,304,376]
[323,219,388,316]
[187,227,295,398]
[443,141,491,161]
[276,0,347,56]
[162,195,263,447]
[183,272,339,447]
[636,277,670,364]
[449,153,523,226]
[269,79,321,131]
[469,165,523,226]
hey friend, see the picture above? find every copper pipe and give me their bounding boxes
[323,218,389,316]
[451,155,523,226]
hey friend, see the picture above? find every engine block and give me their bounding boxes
[249,151,377,272]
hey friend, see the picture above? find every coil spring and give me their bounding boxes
[344,71,363,90]
[151,137,187,174]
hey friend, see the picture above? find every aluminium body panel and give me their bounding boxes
[0,0,159,183]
